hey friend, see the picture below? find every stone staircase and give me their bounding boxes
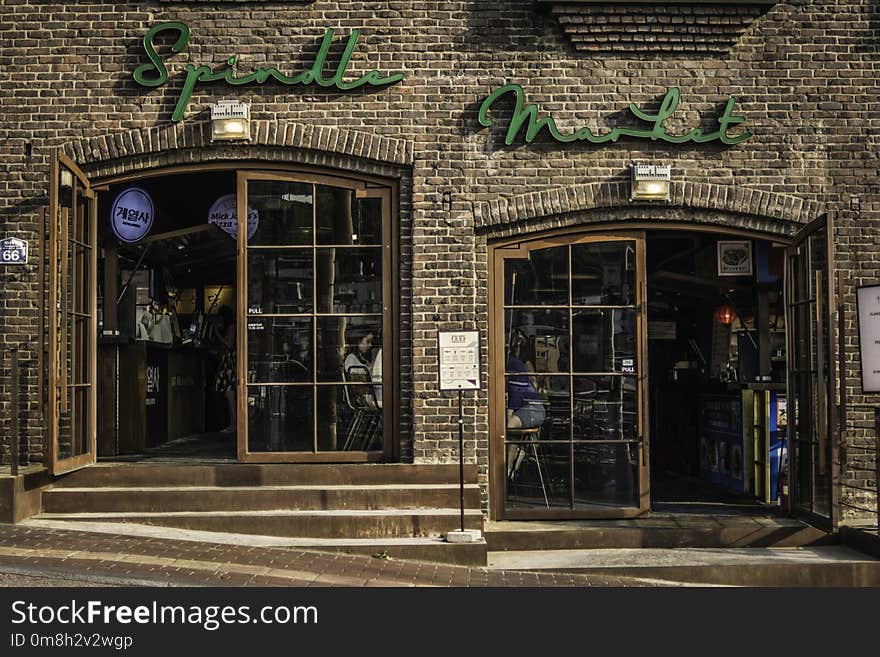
[484,516,880,586]
[34,462,486,565]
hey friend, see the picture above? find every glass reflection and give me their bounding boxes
[572,309,636,373]
[504,246,568,306]
[571,241,636,306]
[573,442,638,507]
[316,317,382,383]
[247,317,312,383]
[248,250,312,314]
[248,181,312,246]
[505,441,570,508]
[316,248,382,313]
[316,385,383,452]
[316,187,382,245]
[573,376,637,441]
[505,309,569,373]
[247,385,313,452]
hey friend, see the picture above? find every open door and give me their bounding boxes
[490,233,649,519]
[785,214,838,529]
[47,152,97,475]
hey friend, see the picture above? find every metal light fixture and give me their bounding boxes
[210,100,251,141]
[631,163,671,201]
[715,303,736,326]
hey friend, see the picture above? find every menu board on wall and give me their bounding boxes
[857,285,880,392]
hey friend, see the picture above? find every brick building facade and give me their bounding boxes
[0,1,877,527]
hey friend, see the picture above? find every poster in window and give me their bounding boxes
[717,241,753,276]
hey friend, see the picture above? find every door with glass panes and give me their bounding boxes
[47,152,98,475]
[785,214,838,529]
[236,172,394,462]
[491,233,648,519]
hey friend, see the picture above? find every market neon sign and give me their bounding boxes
[478,83,752,146]
[133,22,405,122]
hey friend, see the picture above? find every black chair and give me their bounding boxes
[342,365,382,451]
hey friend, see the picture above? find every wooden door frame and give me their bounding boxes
[784,213,839,530]
[48,151,98,475]
[488,230,649,520]
[235,169,398,463]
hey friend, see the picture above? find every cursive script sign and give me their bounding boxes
[478,83,752,146]
[133,22,405,122]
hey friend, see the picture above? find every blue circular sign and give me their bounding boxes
[110,187,154,243]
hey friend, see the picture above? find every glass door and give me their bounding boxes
[491,233,648,519]
[236,172,393,462]
[48,152,97,475]
[785,214,838,528]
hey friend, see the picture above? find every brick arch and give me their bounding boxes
[473,181,825,236]
[59,120,413,178]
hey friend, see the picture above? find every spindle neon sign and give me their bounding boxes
[133,22,405,122]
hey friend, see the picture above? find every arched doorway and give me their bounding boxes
[47,154,399,471]
[488,219,838,527]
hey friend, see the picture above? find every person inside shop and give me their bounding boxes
[506,331,546,430]
[214,305,237,434]
[344,327,375,374]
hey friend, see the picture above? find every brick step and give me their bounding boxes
[35,509,484,539]
[24,519,488,566]
[485,517,833,551]
[42,484,482,514]
[55,463,478,488]
[487,547,880,586]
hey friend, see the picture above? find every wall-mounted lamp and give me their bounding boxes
[211,100,251,141]
[631,163,671,201]
[59,169,73,189]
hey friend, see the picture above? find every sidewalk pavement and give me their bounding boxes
[0,524,669,587]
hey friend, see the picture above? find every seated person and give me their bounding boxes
[506,333,546,430]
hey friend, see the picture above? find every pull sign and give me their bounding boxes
[0,237,28,265]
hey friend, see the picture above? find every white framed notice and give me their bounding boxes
[857,284,880,392]
[438,330,481,391]
[717,240,753,276]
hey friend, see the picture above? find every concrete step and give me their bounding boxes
[23,518,488,566]
[42,484,482,514]
[487,547,880,586]
[485,515,832,550]
[35,508,484,539]
[55,463,478,488]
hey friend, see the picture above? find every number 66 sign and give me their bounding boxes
[0,237,28,265]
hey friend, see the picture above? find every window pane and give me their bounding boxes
[316,187,382,245]
[505,375,570,442]
[248,250,312,314]
[572,308,636,373]
[504,246,568,306]
[247,317,312,384]
[316,247,382,313]
[316,316,382,382]
[248,180,312,246]
[573,376,638,441]
[505,441,570,509]
[247,385,313,452]
[505,309,569,373]
[571,241,636,306]
[573,442,638,507]
[316,385,383,452]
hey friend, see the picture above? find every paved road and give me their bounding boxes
[0,524,664,587]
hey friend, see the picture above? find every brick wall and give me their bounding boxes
[0,0,877,519]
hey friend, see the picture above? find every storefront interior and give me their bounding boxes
[499,228,788,517]
[94,169,388,462]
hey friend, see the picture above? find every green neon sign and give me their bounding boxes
[478,83,752,146]
[133,22,405,122]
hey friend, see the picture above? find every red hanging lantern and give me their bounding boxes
[715,303,736,325]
